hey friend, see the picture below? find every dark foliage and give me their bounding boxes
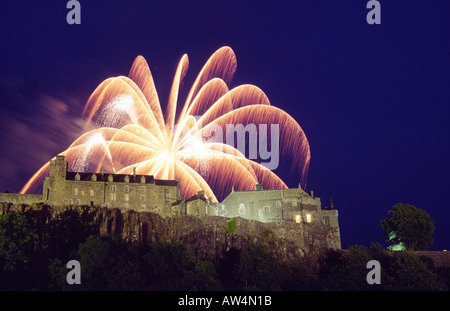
[0,208,448,291]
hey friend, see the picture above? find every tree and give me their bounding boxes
[0,212,33,272]
[379,203,434,250]
[234,242,283,290]
[76,235,144,290]
[141,241,195,290]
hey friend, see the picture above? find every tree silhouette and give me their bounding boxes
[380,203,435,250]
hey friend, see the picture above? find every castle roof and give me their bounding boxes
[65,171,178,186]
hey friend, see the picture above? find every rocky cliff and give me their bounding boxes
[0,203,338,261]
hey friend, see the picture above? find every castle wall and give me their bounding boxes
[217,187,341,250]
[219,188,322,223]
[1,156,341,251]
[42,156,182,216]
[0,193,43,205]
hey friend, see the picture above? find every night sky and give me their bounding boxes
[0,1,449,250]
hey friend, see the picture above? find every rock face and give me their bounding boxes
[0,203,340,261]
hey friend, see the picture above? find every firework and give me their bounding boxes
[20,47,310,202]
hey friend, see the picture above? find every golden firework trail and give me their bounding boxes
[20,47,310,202]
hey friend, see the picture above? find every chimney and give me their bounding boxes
[198,190,205,199]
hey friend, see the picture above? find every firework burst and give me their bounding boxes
[21,47,310,202]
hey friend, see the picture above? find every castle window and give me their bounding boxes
[239,203,245,215]
[108,175,113,182]
[76,199,81,205]
[140,176,146,184]
[124,175,129,183]
[141,203,146,209]
[264,205,270,214]
[292,200,297,207]
[89,189,94,196]
[110,185,116,192]
[141,195,146,202]
[74,188,79,196]
[75,173,80,181]
[295,215,301,223]
[276,201,281,208]
[141,186,146,193]
[81,190,85,196]
[306,214,312,223]
[91,174,97,182]
[70,199,74,205]
[110,193,117,201]
[124,185,130,192]
[221,204,225,210]
[124,194,129,201]
[164,189,169,203]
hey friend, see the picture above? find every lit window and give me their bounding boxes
[124,194,129,201]
[306,214,312,223]
[90,189,94,196]
[110,185,116,192]
[74,188,79,196]
[295,215,301,223]
[110,193,116,201]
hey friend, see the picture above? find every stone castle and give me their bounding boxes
[0,156,341,251]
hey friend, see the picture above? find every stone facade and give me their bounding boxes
[42,156,183,217]
[0,156,341,251]
[212,184,341,250]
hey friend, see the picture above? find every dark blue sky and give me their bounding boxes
[0,0,449,250]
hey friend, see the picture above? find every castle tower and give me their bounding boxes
[49,155,68,180]
[43,155,68,202]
